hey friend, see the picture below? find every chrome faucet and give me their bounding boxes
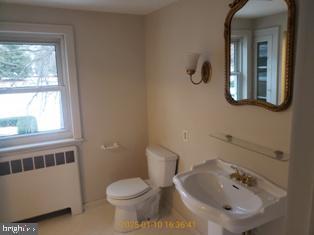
[230,166,257,187]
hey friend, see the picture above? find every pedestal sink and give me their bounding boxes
[173,159,286,235]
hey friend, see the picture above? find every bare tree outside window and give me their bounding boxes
[0,43,64,137]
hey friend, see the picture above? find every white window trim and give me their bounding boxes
[230,39,242,100]
[0,22,82,150]
[231,30,252,100]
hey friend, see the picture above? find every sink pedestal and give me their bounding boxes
[208,221,241,235]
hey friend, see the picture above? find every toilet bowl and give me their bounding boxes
[107,178,161,232]
[106,146,178,232]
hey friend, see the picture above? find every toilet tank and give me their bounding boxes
[146,146,178,187]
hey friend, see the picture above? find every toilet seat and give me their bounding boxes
[106,178,151,200]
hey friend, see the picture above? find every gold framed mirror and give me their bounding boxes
[225,0,295,111]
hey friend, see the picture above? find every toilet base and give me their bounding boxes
[114,207,138,232]
[113,192,161,232]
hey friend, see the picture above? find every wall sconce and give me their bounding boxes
[185,53,211,85]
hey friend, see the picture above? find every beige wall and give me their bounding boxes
[0,3,148,203]
[287,0,314,234]
[232,13,288,38]
[145,0,291,234]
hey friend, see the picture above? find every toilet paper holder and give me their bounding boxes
[101,142,120,150]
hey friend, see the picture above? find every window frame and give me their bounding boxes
[0,23,82,150]
[230,39,242,100]
[231,30,252,100]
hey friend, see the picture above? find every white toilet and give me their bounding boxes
[106,145,178,232]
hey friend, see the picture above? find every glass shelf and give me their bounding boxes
[210,133,289,161]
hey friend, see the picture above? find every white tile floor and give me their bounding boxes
[38,201,198,235]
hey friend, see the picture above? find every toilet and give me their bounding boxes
[106,145,178,232]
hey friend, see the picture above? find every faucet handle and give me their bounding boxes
[230,165,257,187]
[242,174,257,187]
[230,165,239,172]
[231,166,243,175]
[230,166,243,181]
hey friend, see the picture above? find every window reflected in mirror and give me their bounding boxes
[225,0,295,111]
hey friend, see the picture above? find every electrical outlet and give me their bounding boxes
[182,130,189,142]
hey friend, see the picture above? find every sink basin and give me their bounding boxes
[173,159,286,234]
[183,172,263,216]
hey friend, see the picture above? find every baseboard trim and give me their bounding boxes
[84,198,108,210]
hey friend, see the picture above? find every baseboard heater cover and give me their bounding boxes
[0,146,83,222]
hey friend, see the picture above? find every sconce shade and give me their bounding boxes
[185,53,211,85]
[185,53,200,72]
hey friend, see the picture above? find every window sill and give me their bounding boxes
[0,138,84,155]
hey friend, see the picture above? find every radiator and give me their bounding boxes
[0,146,83,222]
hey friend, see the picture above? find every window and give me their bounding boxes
[230,39,242,100]
[230,30,251,101]
[0,23,82,149]
[0,43,64,137]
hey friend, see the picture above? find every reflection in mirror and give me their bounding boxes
[229,0,289,106]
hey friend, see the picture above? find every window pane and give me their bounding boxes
[230,42,235,73]
[257,80,267,100]
[257,42,268,67]
[230,74,238,100]
[258,42,267,56]
[231,40,241,73]
[257,42,268,100]
[0,91,64,137]
[0,43,58,88]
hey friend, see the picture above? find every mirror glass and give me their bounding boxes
[229,0,288,106]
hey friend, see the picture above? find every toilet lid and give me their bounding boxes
[106,178,151,200]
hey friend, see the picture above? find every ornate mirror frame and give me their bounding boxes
[224,0,296,111]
